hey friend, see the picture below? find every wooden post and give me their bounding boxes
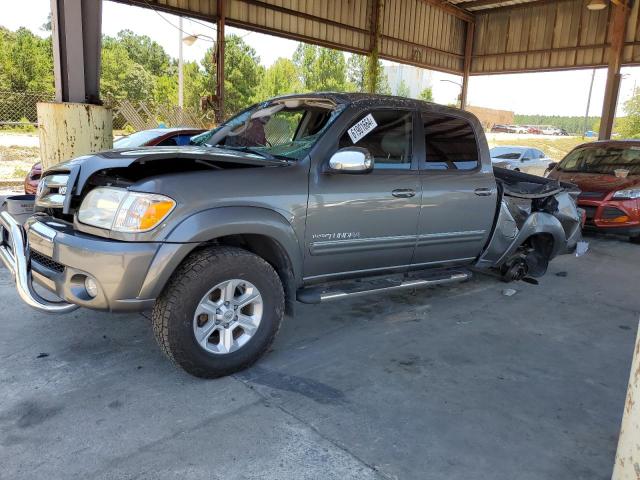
[367,0,384,94]
[612,320,640,480]
[216,0,226,121]
[461,21,474,110]
[599,2,629,140]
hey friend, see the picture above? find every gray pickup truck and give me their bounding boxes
[0,93,582,378]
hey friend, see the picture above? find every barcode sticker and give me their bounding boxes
[347,114,377,144]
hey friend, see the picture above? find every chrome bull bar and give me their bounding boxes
[0,211,78,313]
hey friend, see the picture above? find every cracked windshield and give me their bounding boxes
[192,99,343,160]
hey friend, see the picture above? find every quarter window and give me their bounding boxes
[421,113,479,171]
[339,110,413,169]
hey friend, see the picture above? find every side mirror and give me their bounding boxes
[547,161,558,171]
[328,147,374,174]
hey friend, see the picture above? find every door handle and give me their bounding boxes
[392,189,416,198]
[474,188,493,197]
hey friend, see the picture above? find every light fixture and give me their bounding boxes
[587,0,607,11]
[182,34,198,46]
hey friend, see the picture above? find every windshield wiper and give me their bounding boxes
[220,145,294,164]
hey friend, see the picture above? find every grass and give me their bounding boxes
[487,136,595,161]
[12,166,29,178]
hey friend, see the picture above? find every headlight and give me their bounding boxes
[78,187,175,232]
[612,189,640,200]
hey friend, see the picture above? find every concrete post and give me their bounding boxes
[37,103,112,170]
[612,320,640,479]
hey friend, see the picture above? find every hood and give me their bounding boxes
[550,170,640,194]
[43,145,286,195]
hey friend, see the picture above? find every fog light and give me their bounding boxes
[85,277,98,298]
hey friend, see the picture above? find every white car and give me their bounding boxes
[490,146,553,176]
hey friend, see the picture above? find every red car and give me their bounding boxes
[24,127,205,194]
[546,140,640,243]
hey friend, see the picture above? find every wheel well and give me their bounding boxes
[212,234,297,316]
[523,233,555,277]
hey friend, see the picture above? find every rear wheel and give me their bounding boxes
[630,235,640,244]
[152,246,285,378]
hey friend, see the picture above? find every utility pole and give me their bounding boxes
[583,68,595,138]
[178,16,184,109]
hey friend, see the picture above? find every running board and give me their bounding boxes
[296,269,472,304]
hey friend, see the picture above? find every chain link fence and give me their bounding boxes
[0,91,215,131]
[0,91,55,126]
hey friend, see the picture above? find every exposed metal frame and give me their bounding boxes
[50,0,102,104]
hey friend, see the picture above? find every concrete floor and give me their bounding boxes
[0,233,638,480]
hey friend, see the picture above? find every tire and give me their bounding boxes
[630,235,640,244]
[152,246,285,378]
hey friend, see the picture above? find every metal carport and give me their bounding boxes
[51,0,638,139]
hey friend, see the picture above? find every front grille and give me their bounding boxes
[601,206,627,220]
[582,206,597,222]
[579,191,606,200]
[30,250,65,273]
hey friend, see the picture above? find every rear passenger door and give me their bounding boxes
[412,112,496,266]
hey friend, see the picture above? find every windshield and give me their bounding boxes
[191,99,344,160]
[114,130,165,148]
[557,146,640,175]
[490,147,523,160]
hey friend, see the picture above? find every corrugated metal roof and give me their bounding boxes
[113,0,640,75]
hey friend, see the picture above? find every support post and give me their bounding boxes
[366,0,384,94]
[599,2,629,140]
[216,0,226,121]
[43,0,111,170]
[612,320,640,480]
[50,0,102,104]
[460,21,474,110]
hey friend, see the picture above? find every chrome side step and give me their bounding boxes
[296,269,471,304]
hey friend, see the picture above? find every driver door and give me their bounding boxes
[303,108,421,282]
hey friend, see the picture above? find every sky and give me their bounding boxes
[4,0,640,117]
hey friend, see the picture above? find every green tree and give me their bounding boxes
[101,36,155,102]
[396,79,410,98]
[256,58,301,100]
[0,27,54,93]
[203,34,264,118]
[346,53,390,94]
[618,87,640,138]
[293,44,348,92]
[115,30,171,77]
[419,87,433,102]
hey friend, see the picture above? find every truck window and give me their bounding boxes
[339,110,413,170]
[421,113,479,171]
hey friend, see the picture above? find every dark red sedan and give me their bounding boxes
[25,127,205,194]
[546,140,640,243]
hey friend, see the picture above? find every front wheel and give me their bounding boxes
[152,246,284,378]
[630,235,640,244]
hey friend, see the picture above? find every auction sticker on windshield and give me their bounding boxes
[348,114,377,144]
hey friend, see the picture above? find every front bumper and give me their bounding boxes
[578,199,640,236]
[0,212,163,313]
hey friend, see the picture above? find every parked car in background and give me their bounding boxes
[491,124,510,133]
[24,127,205,194]
[541,126,563,135]
[525,125,543,135]
[546,140,640,243]
[509,125,528,134]
[490,146,553,175]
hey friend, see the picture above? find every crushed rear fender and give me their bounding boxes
[476,168,582,270]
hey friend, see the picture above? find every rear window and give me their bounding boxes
[558,146,640,175]
[422,113,479,170]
